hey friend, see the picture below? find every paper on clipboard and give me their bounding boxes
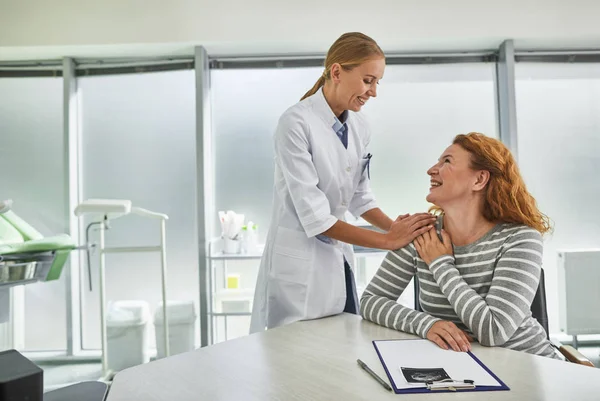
[373,339,505,391]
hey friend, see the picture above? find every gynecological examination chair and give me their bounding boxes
[0,198,170,401]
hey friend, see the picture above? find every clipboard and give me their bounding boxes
[372,339,510,394]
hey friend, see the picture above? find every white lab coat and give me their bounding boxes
[249,88,377,333]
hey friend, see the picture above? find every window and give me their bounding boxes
[0,77,67,351]
[515,62,600,333]
[78,70,198,349]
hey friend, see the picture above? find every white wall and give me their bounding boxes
[2,0,600,60]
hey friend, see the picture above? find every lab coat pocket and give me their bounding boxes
[271,227,314,284]
[305,240,346,319]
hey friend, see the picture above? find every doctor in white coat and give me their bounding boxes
[250,32,436,333]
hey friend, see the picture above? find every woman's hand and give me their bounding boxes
[384,213,436,250]
[414,228,453,265]
[426,321,473,352]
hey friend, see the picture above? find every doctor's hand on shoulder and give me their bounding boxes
[384,213,436,250]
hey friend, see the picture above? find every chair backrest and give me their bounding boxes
[413,269,549,339]
[531,269,549,339]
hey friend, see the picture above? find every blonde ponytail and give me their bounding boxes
[300,75,326,101]
[299,32,384,102]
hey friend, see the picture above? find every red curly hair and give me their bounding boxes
[431,132,552,235]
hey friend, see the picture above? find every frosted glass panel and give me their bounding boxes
[515,62,600,334]
[211,67,322,243]
[212,64,497,241]
[362,63,498,218]
[79,70,198,349]
[0,77,67,351]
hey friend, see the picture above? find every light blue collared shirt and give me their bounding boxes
[332,110,349,149]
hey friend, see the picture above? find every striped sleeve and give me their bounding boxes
[428,228,543,346]
[360,246,441,338]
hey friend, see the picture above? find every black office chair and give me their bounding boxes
[412,270,594,367]
[531,269,550,339]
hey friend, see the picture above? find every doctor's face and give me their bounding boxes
[336,57,385,113]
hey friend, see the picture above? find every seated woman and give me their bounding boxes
[360,132,560,359]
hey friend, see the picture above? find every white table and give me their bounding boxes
[107,313,600,401]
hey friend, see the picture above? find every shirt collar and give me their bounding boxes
[333,110,348,134]
[310,87,348,133]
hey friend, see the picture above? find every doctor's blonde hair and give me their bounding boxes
[300,32,385,101]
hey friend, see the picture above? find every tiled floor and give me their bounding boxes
[40,347,600,393]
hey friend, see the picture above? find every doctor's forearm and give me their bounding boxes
[321,220,389,250]
[360,208,393,231]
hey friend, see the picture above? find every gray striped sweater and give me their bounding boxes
[360,216,560,359]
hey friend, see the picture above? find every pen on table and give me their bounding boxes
[357,359,392,392]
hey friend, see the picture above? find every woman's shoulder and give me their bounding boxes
[496,222,543,249]
[499,222,542,238]
[388,241,418,266]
